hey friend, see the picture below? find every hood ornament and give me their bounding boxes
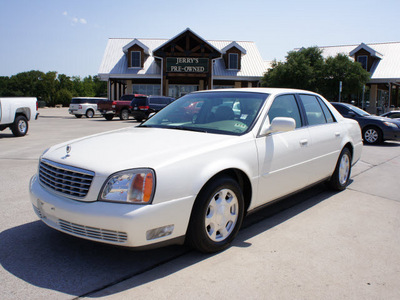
[62,144,71,159]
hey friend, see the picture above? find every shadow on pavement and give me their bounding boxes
[0,183,336,298]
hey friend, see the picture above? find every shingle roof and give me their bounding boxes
[98,38,267,80]
[316,42,400,83]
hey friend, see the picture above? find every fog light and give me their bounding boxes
[146,225,174,240]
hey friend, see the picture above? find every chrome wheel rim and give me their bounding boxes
[205,188,239,242]
[364,129,378,143]
[339,153,350,185]
[18,120,27,133]
[121,110,129,120]
[87,110,94,118]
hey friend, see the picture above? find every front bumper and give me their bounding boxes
[29,174,195,248]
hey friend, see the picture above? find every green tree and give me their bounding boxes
[261,47,370,101]
[322,54,370,101]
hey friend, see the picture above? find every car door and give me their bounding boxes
[255,94,312,207]
[298,94,344,184]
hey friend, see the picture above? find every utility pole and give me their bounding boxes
[338,81,342,102]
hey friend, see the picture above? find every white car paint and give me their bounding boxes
[30,88,362,251]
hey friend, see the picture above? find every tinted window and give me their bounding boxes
[131,97,147,106]
[299,95,327,126]
[71,98,83,104]
[333,104,349,116]
[267,94,302,128]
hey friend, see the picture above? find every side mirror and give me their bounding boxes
[348,111,356,118]
[259,117,296,136]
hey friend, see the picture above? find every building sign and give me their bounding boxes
[166,57,209,73]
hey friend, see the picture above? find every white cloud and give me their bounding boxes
[62,11,67,16]
[80,18,87,24]
[62,11,87,25]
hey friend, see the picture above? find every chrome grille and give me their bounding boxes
[59,219,128,243]
[39,159,94,198]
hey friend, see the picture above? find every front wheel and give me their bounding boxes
[329,148,352,191]
[363,126,382,144]
[186,176,244,253]
[11,115,28,137]
[104,114,114,121]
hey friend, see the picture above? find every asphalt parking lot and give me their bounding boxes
[1,108,399,300]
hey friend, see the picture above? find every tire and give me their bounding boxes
[104,114,114,121]
[75,114,83,118]
[86,109,94,118]
[363,126,382,145]
[120,109,129,120]
[329,147,352,191]
[135,117,143,122]
[186,176,244,253]
[11,115,28,137]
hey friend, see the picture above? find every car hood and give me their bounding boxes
[364,115,400,124]
[43,127,241,174]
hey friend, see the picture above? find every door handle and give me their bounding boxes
[299,139,308,146]
[335,132,341,137]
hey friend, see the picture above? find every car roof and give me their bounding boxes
[193,87,322,96]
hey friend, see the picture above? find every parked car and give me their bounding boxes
[0,97,38,136]
[68,97,107,118]
[380,110,400,119]
[30,88,362,253]
[97,94,147,121]
[331,102,400,145]
[130,95,175,122]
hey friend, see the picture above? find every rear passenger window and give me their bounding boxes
[268,94,302,128]
[299,94,327,126]
[317,97,335,123]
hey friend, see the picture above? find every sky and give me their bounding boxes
[0,0,399,78]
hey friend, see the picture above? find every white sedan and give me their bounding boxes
[29,88,362,253]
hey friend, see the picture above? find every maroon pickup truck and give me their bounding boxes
[97,94,147,120]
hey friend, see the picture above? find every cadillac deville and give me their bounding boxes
[29,88,362,253]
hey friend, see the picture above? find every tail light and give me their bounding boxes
[112,101,117,108]
[79,105,82,109]
[138,106,149,110]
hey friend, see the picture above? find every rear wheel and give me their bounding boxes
[329,147,352,191]
[104,114,114,121]
[120,109,129,120]
[75,114,83,118]
[186,176,244,253]
[86,109,94,118]
[11,115,28,137]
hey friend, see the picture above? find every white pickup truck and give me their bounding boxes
[0,97,39,137]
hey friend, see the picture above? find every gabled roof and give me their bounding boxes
[221,41,247,55]
[98,33,267,81]
[122,38,150,55]
[153,28,221,56]
[349,42,383,59]
[316,42,400,83]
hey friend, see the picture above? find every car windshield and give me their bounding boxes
[140,91,268,135]
[351,105,370,117]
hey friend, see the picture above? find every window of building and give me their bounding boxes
[228,53,239,69]
[357,55,368,70]
[132,84,160,96]
[131,51,141,68]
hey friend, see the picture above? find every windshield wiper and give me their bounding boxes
[168,126,208,133]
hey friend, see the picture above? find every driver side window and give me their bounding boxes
[267,94,302,129]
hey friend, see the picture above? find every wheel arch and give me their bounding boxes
[196,168,252,214]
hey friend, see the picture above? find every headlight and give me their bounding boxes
[383,121,398,129]
[99,169,155,204]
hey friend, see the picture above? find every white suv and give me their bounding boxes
[68,97,107,118]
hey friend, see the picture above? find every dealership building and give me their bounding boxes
[316,42,400,113]
[98,28,268,99]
